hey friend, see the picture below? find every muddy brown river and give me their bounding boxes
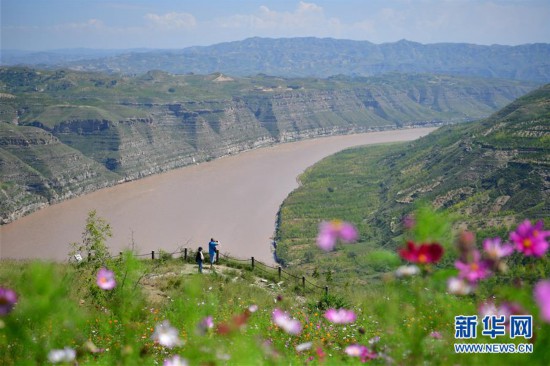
[0,128,435,263]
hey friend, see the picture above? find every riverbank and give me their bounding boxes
[0,127,436,262]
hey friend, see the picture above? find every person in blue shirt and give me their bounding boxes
[208,238,219,269]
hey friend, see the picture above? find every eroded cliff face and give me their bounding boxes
[0,69,538,224]
[47,89,451,181]
[0,124,119,223]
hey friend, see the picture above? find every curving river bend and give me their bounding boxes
[0,128,435,263]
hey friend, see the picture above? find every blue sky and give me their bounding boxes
[2,0,549,50]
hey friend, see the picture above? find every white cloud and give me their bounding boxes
[347,0,550,45]
[145,12,197,30]
[2,0,548,50]
[217,1,340,35]
[53,18,105,31]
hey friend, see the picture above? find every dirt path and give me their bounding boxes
[139,263,288,304]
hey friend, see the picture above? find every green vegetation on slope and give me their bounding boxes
[275,84,550,280]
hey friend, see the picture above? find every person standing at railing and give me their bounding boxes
[208,238,219,269]
[195,247,205,273]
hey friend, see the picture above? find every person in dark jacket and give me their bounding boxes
[196,247,205,273]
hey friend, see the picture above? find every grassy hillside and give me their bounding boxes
[275,84,550,280]
[0,67,536,223]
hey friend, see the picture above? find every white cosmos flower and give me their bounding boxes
[447,277,473,296]
[151,320,183,348]
[395,265,420,277]
[163,355,188,366]
[48,347,76,363]
[295,342,313,352]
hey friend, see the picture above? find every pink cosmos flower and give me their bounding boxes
[429,331,443,339]
[480,300,525,317]
[402,214,416,230]
[197,316,214,334]
[324,308,357,324]
[345,344,365,357]
[368,336,380,345]
[534,280,550,323]
[447,277,474,295]
[96,268,116,290]
[316,347,326,362]
[248,304,258,313]
[151,320,183,348]
[345,344,377,362]
[455,250,491,283]
[478,300,526,330]
[457,231,476,262]
[478,301,499,319]
[272,308,302,335]
[510,220,550,257]
[0,288,17,316]
[498,302,525,318]
[483,237,514,261]
[458,231,476,249]
[317,220,358,251]
[163,355,188,366]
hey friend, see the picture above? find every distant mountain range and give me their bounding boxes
[2,37,550,82]
[1,48,153,66]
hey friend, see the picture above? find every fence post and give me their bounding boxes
[278,266,282,280]
[302,276,305,292]
[251,257,255,270]
[184,248,188,261]
[325,286,329,297]
[216,249,220,264]
[151,250,155,260]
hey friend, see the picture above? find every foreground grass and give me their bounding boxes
[2,242,550,365]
